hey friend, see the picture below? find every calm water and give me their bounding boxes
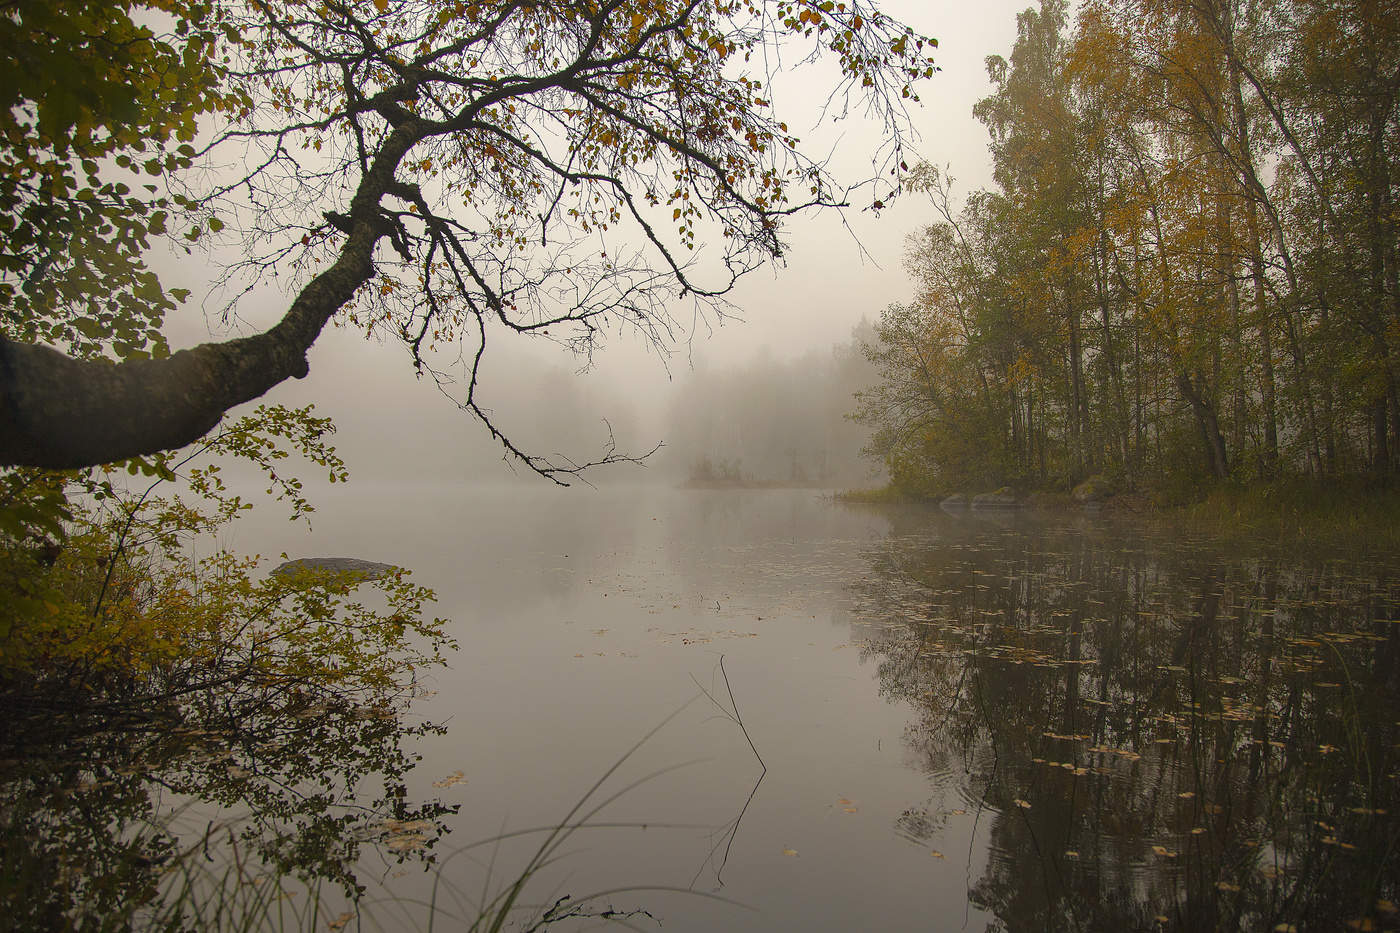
[11,485,1400,931]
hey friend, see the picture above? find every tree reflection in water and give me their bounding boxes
[0,657,454,930]
[853,513,1399,932]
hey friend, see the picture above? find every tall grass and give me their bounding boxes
[1173,478,1400,553]
[109,695,747,933]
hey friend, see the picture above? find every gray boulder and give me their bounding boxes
[271,557,399,582]
[940,492,971,510]
[971,486,1020,509]
[1072,475,1115,504]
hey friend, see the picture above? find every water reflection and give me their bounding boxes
[852,512,1400,932]
[0,663,454,929]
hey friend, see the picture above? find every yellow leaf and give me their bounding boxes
[432,769,467,788]
[781,847,798,857]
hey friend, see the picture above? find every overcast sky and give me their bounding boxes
[162,0,1031,485]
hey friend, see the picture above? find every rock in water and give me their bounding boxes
[971,486,1021,509]
[1072,475,1115,504]
[941,493,971,510]
[271,557,399,582]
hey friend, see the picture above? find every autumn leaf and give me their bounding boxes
[432,769,467,788]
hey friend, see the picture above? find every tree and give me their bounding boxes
[0,0,937,476]
[860,0,1400,498]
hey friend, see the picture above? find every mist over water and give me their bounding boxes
[212,483,1398,932]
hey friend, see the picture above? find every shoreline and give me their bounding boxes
[833,479,1400,553]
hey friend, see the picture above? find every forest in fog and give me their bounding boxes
[854,0,1400,499]
[658,323,881,487]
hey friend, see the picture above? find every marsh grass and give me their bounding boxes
[63,696,747,933]
[838,475,1400,555]
[831,485,913,505]
[407,696,740,933]
[1172,478,1400,553]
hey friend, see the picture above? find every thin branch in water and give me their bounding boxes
[689,656,767,887]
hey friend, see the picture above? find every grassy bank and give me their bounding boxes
[832,485,912,505]
[837,479,1400,553]
[1170,479,1400,553]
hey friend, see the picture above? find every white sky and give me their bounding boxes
[697,0,1023,365]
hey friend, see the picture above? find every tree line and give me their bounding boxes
[856,0,1400,498]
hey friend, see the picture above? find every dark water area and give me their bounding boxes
[5,487,1397,931]
[849,508,1400,932]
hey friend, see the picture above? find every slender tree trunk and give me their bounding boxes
[1068,291,1086,479]
[1374,395,1390,475]
[1094,235,1131,469]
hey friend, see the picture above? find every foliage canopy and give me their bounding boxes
[0,0,937,476]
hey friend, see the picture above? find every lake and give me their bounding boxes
[11,485,1399,931]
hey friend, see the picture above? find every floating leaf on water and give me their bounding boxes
[930,850,945,858]
[386,835,427,853]
[1178,791,1195,799]
[1273,924,1298,932]
[1216,881,1241,892]
[432,769,467,788]
[1377,900,1397,914]
[781,848,798,857]
[1064,849,1079,859]
[1152,845,1177,858]
[1014,799,1031,809]
[1345,920,1376,931]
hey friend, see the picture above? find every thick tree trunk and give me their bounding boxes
[1,241,374,469]
[1178,370,1229,480]
[0,119,423,470]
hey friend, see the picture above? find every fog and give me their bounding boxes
[655,323,883,487]
[157,0,1027,490]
